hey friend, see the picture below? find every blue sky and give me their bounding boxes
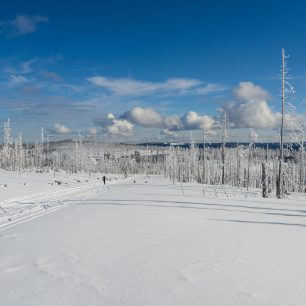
[0,0,305,142]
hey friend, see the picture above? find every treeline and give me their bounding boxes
[0,122,305,198]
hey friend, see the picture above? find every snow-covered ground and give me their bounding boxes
[0,169,121,228]
[1,171,306,305]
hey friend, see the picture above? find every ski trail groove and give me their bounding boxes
[0,184,109,232]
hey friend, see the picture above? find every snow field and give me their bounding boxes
[0,172,306,305]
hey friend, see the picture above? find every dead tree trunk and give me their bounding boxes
[277,48,286,199]
[221,112,228,185]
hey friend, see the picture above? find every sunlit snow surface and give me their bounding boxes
[0,170,306,305]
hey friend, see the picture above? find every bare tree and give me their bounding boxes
[221,112,229,185]
[262,144,269,198]
[277,48,286,199]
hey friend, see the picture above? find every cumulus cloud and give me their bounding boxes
[88,76,227,97]
[221,82,280,129]
[50,123,72,134]
[121,107,163,127]
[108,107,215,133]
[94,113,133,136]
[233,82,270,102]
[0,15,48,36]
[163,115,182,131]
[181,111,215,130]
[222,100,281,129]
[94,107,215,138]
[160,129,178,138]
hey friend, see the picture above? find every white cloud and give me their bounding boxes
[5,59,38,75]
[221,82,280,129]
[4,57,62,77]
[8,75,28,86]
[88,76,226,97]
[233,82,270,102]
[163,115,181,131]
[181,111,215,130]
[196,83,229,95]
[222,100,281,129]
[160,129,178,138]
[88,76,200,96]
[20,59,37,74]
[1,15,49,36]
[106,120,133,135]
[118,107,215,132]
[94,113,133,136]
[88,76,158,96]
[121,107,163,127]
[51,123,72,134]
[162,78,201,91]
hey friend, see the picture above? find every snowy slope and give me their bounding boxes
[0,170,121,228]
[0,173,306,305]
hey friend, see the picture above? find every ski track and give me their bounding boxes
[0,171,126,231]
